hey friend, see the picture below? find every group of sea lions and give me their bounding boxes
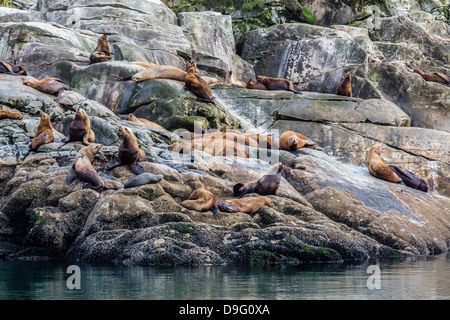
[180,163,284,216]
[0,33,437,219]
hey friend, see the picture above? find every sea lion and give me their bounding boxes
[337,73,352,97]
[89,34,113,64]
[0,110,23,120]
[180,188,220,216]
[247,133,273,149]
[128,61,156,69]
[225,70,245,87]
[256,75,302,94]
[124,173,164,188]
[29,111,54,151]
[366,144,402,183]
[131,64,187,82]
[277,131,324,152]
[233,163,284,198]
[23,78,72,96]
[246,78,268,90]
[218,196,274,214]
[414,68,450,86]
[66,143,114,190]
[107,126,147,175]
[183,60,214,103]
[202,76,221,85]
[387,165,430,193]
[0,61,27,76]
[61,108,95,145]
[127,114,165,130]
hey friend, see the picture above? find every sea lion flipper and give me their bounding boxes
[218,201,239,213]
[66,168,78,185]
[106,163,121,171]
[29,132,50,151]
[60,136,69,143]
[82,134,91,146]
[130,162,145,175]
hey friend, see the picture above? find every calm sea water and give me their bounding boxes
[0,254,449,300]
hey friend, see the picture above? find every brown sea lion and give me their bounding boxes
[233,163,284,198]
[277,131,324,152]
[225,70,245,87]
[127,114,165,130]
[183,60,214,103]
[89,34,113,64]
[66,143,115,190]
[0,110,23,120]
[247,133,273,149]
[180,188,220,216]
[202,76,221,85]
[414,68,450,86]
[128,61,156,69]
[0,61,27,76]
[337,73,352,97]
[218,196,274,214]
[23,78,73,96]
[256,75,302,94]
[131,64,187,82]
[29,111,54,151]
[246,78,268,90]
[107,126,147,175]
[387,165,430,193]
[61,108,95,145]
[366,144,402,183]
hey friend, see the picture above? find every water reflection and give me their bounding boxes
[0,254,448,300]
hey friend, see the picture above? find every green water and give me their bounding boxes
[0,254,449,300]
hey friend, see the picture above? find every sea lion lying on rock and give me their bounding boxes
[277,131,325,152]
[218,196,274,214]
[127,114,165,130]
[124,173,164,188]
[0,61,27,76]
[29,111,54,151]
[23,78,72,96]
[233,163,284,198]
[66,144,116,190]
[366,144,402,184]
[181,188,220,216]
[0,110,23,120]
[414,68,449,86]
[256,75,302,94]
[246,78,267,90]
[89,34,113,64]
[225,70,245,87]
[131,64,187,82]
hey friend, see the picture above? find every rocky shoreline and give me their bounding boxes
[0,0,449,266]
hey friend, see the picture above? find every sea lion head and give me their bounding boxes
[275,162,285,174]
[256,75,264,82]
[345,73,351,81]
[287,135,299,150]
[127,114,137,122]
[369,144,382,155]
[39,110,50,122]
[118,126,134,139]
[74,108,88,120]
[9,111,23,120]
[185,60,196,72]
[23,79,38,88]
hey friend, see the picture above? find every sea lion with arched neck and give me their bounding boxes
[0,61,27,76]
[107,126,147,175]
[233,163,284,198]
[414,68,449,86]
[66,144,115,190]
[225,70,245,87]
[183,60,214,103]
[256,75,302,94]
[29,111,54,151]
[23,78,72,96]
[60,108,95,145]
[366,144,402,183]
[180,188,220,216]
[387,165,430,193]
[218,196,274,214]
[0,110,23,120]
[246,78,267,90]
[337,73,352,97]
[89,34,113,64]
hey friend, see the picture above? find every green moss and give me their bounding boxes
[241,0,264,12]
[250,250,278,264]
[301,6,315,24]
[167,223,196,236]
